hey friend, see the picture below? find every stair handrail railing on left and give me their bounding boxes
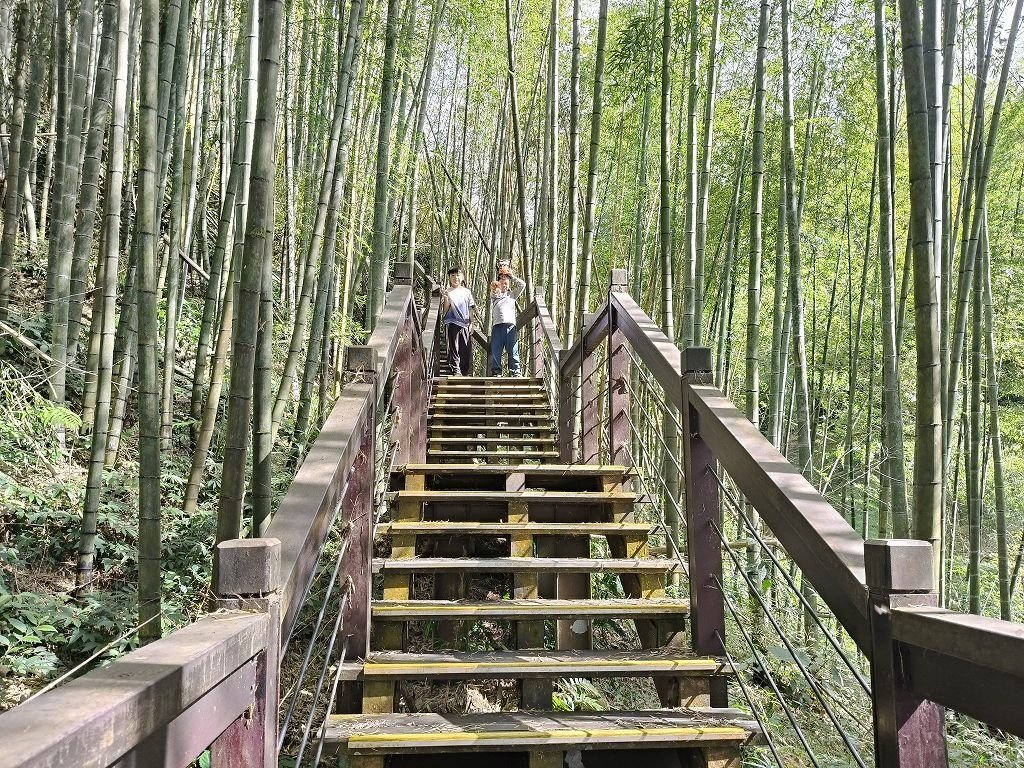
[0,263,431,768]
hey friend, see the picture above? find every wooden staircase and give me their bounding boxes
[322,376,760,767]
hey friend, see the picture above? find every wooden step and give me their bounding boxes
[430,393,548,399]
[433,376,544,385]
[426,450,560,460]
[348,649,727,680]
[403,463,635,477]
[432,386,547,396]
[372,557,681,574]
[377,521,651,536]
[373,598,689,621]
[419,425,555,434]
[395,490,634,504]
[322,709,759,754]
[427,437,557,445]
[425,415,552,428]
[430,403,551,412]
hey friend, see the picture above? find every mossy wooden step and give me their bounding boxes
[372,557,681,574]
[376,521,651,536]
[321,709,759,754]
[348,649,727,680]
[395,490,634,504]
[372,598,689,621]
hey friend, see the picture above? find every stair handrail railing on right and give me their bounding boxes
[516,283,563,417]
[561,268,1024,768]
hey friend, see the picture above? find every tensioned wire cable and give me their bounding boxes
[716,577,821,767]
[293,582,353,765]
[279,527,352,745]
[710,468,871,695]
[712,516,867,768]
[715,628,787,768]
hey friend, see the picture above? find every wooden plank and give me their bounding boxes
[433,376,545,384]
[426,451,560,459]
[377,522,652,535]
[889,606,1024,739]
[372,598,689,620]
[403,463,635,476]
[428,437,557,445]
[430,404,552,412]
[0,612,269,768]
[432,392,548,401]
[395,490,635,503]
[358,650,727,679]
[428,412,551,420]
[420,425,556,434]
[372,557,682,574]
[607,291,683,407]
[266,381,374,641]
[321,709,757,755]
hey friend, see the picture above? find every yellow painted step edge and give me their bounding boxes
[363,659,715,672]
[347,726,749,745]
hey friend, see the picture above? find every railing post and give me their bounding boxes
[558,349,574,462]
[866,540,948,768]
[333,348,378,713]
[681,346,727,707]
[607,270,631,466]
[579,312,599,464]
[211,538,282,768]
[531,285,545,376]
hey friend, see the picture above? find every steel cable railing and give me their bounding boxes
[716,580,822,767]
[711,468,871,696]
[711,516,868,768]
[614,331,871,766]
[278,524,352,748]
[293,582,353,766]
[715,630,787,768]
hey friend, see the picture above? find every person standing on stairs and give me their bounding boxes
[441,265,477,376]
[489,264,526,376]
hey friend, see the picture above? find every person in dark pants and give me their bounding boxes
[489,265,525,376]
[441,266,476,376]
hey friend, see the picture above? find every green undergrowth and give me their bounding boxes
[0,353,294,710]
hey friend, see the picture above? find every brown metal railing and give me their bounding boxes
[0,263,432,768]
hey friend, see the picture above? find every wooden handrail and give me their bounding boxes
[0,612,270,768]
[686,382,870,651]
[567,269,1024,755]
[269,380,374,642]
[890,606,1024,737]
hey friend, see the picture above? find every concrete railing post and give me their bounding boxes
[866,540,948,767]
[607,270,631,466]
[211,538,282,768]
[681,346,726,707]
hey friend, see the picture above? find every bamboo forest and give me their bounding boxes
[3,0,1024,764]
